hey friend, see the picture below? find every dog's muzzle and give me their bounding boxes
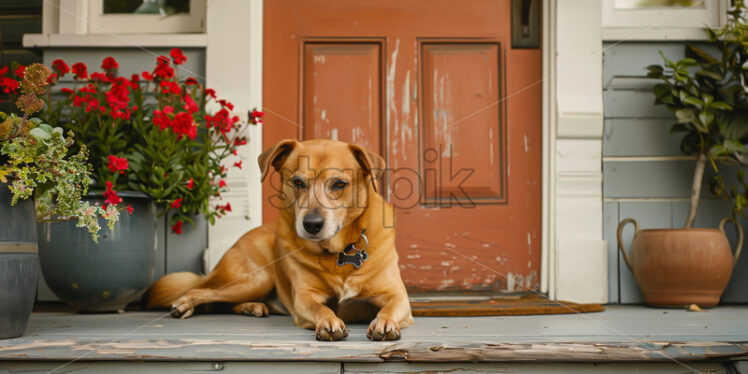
[302,211,325,235]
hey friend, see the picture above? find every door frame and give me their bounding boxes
[205,0,608,303]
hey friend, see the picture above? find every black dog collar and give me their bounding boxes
[337,229,368,268]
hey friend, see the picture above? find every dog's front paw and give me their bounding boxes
[171,297,195,319]
[315,316,348,341]
[367,317,401,341]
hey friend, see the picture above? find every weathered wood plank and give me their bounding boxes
[1,308,746,363]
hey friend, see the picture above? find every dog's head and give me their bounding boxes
[259,139,385,242]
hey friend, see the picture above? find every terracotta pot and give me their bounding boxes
[617,218,743,307]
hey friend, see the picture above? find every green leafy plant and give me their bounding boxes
[647,0,748,226]
[0,63,119,242]
[41,49,260,233]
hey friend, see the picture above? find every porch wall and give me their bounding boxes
[602,42,748,304]
[34,48,209,301]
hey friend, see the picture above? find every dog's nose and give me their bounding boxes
[302,212,324,235]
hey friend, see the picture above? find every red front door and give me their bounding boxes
[264,0,542,292]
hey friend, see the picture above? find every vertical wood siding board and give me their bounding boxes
[603,202,620,303]
[602,119,681,157]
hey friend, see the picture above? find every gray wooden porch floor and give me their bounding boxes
[1,305,747,372]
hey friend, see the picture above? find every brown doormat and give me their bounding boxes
[410,294,605,317]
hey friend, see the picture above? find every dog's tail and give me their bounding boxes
[145,272,203,309]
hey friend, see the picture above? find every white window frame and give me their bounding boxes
[602,0,728,40]
[24,0,207,48]
[86,0,205,34]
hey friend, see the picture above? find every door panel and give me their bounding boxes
[302,42,383,152]
[264,0,542,293]
[421,42,504,202]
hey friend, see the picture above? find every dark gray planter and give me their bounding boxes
[0,183,38,339]
[37,192,157,312]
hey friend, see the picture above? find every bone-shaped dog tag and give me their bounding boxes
[337,243,368,268]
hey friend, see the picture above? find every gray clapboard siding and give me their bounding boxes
[602,42,748,304]
[41,48,206,82]
[603,160,695,199]
[603,119,681,157]
[603,90,673,118]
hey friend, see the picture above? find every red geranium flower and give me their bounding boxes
[235,138,247,146]
[159,80,181,95]
[234,161,242,169]
[205,88,216,98]
[171,221,183,234]
[141,71,153,81]
[14,65,25,79]
[219,180,226,188]
[1,77,19,94]
[127,204,134,214]
[183,94,198,113]
[153,56,174,79]
[52,59,70,77]
[170,48,187,65]
[72,62,88,79]
[185,77,198,85]
[90,72,109,83]
[171,198,183,209]
[186,178,194,190]
[61,87,74,95]
[101,56,119,71]
[218,99,234,110]
[107,155,129,174]
[103,181,123,206]
[250,109,264,124]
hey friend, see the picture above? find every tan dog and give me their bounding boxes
[146,139,413,341]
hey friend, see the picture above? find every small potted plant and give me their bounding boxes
[0,63,116,337]
[36,49,260,312]
[618,1,746,308]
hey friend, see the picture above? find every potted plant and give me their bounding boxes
[0,63,116,337]
[617,1,746,308]
[36,49,260,312]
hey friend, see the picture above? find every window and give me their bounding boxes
[602,0,727,40]
[55,0,205,35]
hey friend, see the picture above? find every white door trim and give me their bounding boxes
[542,0,607,303]
[204,0,264,271]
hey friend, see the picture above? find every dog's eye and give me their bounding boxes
[291,177,306,188]
[331,180,348,190]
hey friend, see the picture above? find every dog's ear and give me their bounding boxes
[258,139,297,182]
[349,144,385,192]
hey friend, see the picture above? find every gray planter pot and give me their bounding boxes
[37,192,157,312]
[0,183,38,339]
